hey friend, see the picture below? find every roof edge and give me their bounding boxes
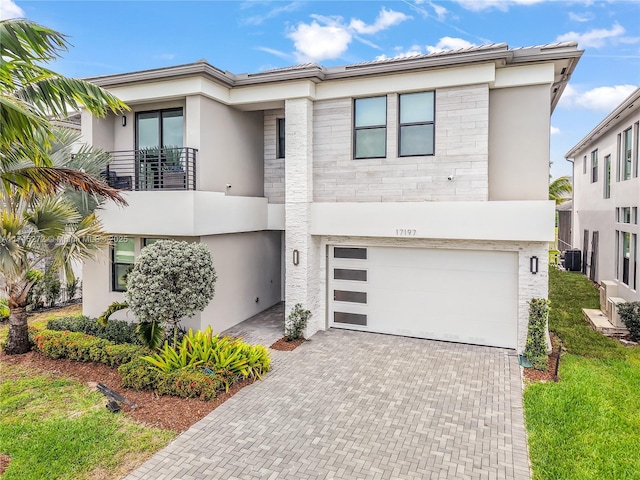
[564,87,640,159]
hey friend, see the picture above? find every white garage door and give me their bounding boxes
[328,245,519,349]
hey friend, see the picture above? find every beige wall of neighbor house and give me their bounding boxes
[82,231,281,332]
[567,88,640,302]
[488,84,551,201]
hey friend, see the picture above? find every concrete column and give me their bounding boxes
[284,98,322,335]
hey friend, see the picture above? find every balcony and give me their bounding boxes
[103,147,197,191]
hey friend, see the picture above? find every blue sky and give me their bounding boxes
[2,0,639,179]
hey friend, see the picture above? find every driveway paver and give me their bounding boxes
[125,314,530,480]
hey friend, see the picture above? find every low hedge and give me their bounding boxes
[47,315,141,345]
[118,358,221,401]
[33,330,149,367]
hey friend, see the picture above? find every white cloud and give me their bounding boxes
[241,2,303,26]
[0,0,24,20]
[256,46,291,60]
[426,36,475,53]
[550,125,560,135]
[559,84,638,112]
[349,7,410,34]
[556,23,638,48]
[429,2,449,21]
[453,0,545,12]
[287,8,411,63]
[568,11,593,23]
[288,18,352,63]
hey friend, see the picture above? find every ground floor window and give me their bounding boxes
[142,238,167,248]
[112,237,135,292]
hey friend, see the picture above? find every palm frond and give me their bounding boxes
[0,19,69,64]
[2,167,127,206]
[549,176,572,204]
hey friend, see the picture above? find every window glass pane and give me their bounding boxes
[334,269,367,281]
[355,128,386,158]
[114,264,133,291]
[277,118,285,158]
[334,312,367,326]
[400,124,434,156]
[400,92,434,123]
[137,112,159,149]
[334,290,367,303]
[623,207,631,223]
[355,97,386,127]
[114,237,135,263]
[143,238,166,247]
[162,110,183,148]
[334,247,367,259]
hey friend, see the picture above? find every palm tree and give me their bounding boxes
[549,176,572,204]
[2,130,112,354]
[0,19,127,201]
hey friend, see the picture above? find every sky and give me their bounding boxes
[2,0,639,180]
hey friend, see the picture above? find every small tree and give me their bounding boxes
[618,302,640,342]
[125,240,216,348]
[284,304,311,341]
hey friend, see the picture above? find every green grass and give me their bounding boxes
[525,268,640,480]
[0,364,173,480]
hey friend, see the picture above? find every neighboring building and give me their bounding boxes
[81,42,582,353]
[565,87,640,305]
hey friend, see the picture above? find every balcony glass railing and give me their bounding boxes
[102,147,197,191]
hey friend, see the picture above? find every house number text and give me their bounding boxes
[395,229,417,236]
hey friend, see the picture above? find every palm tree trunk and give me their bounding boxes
[4,305,30,354]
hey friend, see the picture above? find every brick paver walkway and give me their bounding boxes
[125,307,530,480]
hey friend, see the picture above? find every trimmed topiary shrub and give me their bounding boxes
[618,302,640,341]
[47,315,141,345]
[525,298,551,370]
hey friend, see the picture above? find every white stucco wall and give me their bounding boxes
[82,231,282,333]
[571,109,640,302]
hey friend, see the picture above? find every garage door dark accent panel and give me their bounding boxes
[334,312,367,326]
[334,247,367,259]
[334,269,367,281]
[334,290,367,304]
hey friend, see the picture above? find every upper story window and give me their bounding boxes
[277,118,286,159]
[604,154,611,199]
[398,92,435,157]
[623,127,632,180]
[354,96,387,159]
[112,237,135,292]
[136,108,184,150]
[591,149,598,183]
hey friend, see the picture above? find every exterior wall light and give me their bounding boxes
[293,249,299,266]
[122,115,127,127]
[530,256,539,274]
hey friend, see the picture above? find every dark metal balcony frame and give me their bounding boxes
[103,147,197,191]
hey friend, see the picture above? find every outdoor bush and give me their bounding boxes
[118,357,164,390]
[525,298,551,370]
[42,268,62,307]
[284,303,311,341]
[118,358,221,400]
[33,330,149,366]
[618,301,640,341]
[47,315,141,345]
[156,369,221,401]
[142,326,271,391]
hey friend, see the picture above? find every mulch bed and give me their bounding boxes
[0,454,10,476]
[0,351,253,432]
[270,337,306,351]
[523,333,562,383]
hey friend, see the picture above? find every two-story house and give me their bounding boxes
[565,88,639,326]
[81,42,582,353]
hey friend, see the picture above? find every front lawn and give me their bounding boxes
[0,364,173,480]
[524,268,640,480]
